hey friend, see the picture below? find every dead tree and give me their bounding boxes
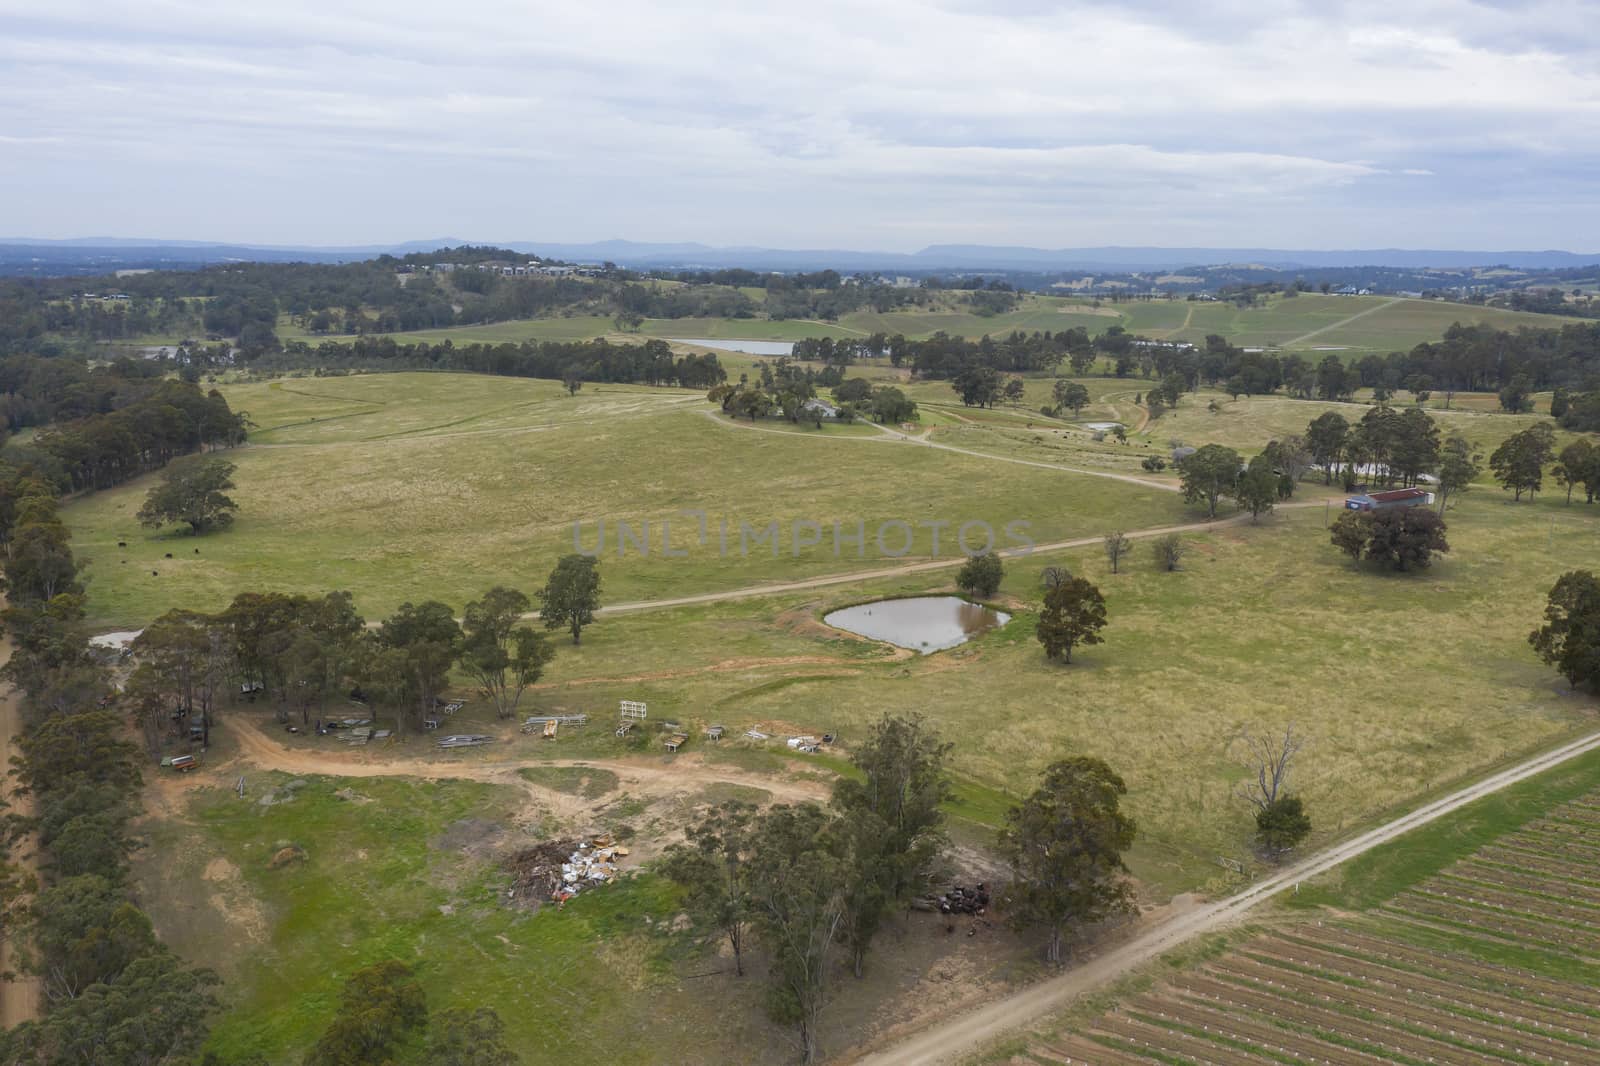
[1103,531,1132,574]
[1040,565,1071,590]
[1233,723,1306,813]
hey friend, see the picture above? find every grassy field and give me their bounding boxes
[63,374,1182,627]
[507,493,1597,896]
[133,773,789,1065]
[274,291,1576,354]
[64,371,1600,898]
[89,365,1600,1064]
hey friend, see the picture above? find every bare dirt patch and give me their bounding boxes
[433,817,507,856]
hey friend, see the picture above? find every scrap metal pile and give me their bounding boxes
[915,882,991,916]
[505,836,629,905]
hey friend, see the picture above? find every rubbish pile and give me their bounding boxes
[505,835,629,905]
[917,882,991,916]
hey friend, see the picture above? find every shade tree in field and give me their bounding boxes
[1553,439,1599,504]
[1305,412,1349,484]
[1498,373,1534,413]
[136,455,239,535]
[302,960,428,1066]
[1151,533,1187,572]
[427,1007,523,1066]
[1261,435,1313,492]
[1529,570,1600,691]
[1329,508,1450,572]
[371,600,462,727]
[1255,796,1312,856]
[1435,433,1483,513]
[659,801,757,978]
[1036,576,1106,663]
[1490,423,1557,501]
[1178,443,1242,518]
[538,554,602,644]
[1052,380,1091,416]
[1003,376,1026,407]
[951,364,1003,408]
[745,804,848,1064]
[956,551,1004,598]
[867,385,918,424]
[1233,454,1278,522]
[999,757,1138,965]
[831,714,951,978]
[460,586,554,720]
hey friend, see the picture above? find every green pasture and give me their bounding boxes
[63,373,1182,627]
[142,774,776,1065]
[278,292,1576,353]
[473,493,1598,897]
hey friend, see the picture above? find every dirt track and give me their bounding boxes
[847,728,1600,1065]
[706,408,1180,492]
[186,715,833,821]
[0,635,41,1027]
[585,507,1320,619]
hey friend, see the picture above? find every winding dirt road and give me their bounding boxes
[220,715,830,811]
[705,409,1180,493]
[848,728,1600,1065]
[583,504,1327,619]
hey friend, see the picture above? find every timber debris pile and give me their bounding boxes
[505,835,629,905]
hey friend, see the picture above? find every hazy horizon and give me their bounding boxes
[3,1,1597,250]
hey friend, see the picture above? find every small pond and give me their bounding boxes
[667,338,795,356]
[1083,421,1123,432]
[823,596,1011,654]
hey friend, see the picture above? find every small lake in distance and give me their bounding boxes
[823,596,1011,654]
[667,338,795,356]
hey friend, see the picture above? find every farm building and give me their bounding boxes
[1344,487,1435,511]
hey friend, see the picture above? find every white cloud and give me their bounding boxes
[0,0,1596,247]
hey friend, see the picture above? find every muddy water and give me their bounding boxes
[823,596,1010,654]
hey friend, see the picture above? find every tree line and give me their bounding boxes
[708,361,919,426]
[255,336,728,390]
[660,714,1139,1062]
[0,357,247,496]
[0,484,231,1064]
[122,555,601,751]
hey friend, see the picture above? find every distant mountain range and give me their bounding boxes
[3,236,1598,275]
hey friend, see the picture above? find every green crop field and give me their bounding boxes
[1015,749,1600,1065]
[280,291,1575,354]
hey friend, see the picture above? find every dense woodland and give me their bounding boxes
[0,357,248,494]
[0,248,1022,355]
[0,466,228,1062]
[263,336,729,389]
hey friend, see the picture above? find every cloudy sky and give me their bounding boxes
[2,0,1597,250]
